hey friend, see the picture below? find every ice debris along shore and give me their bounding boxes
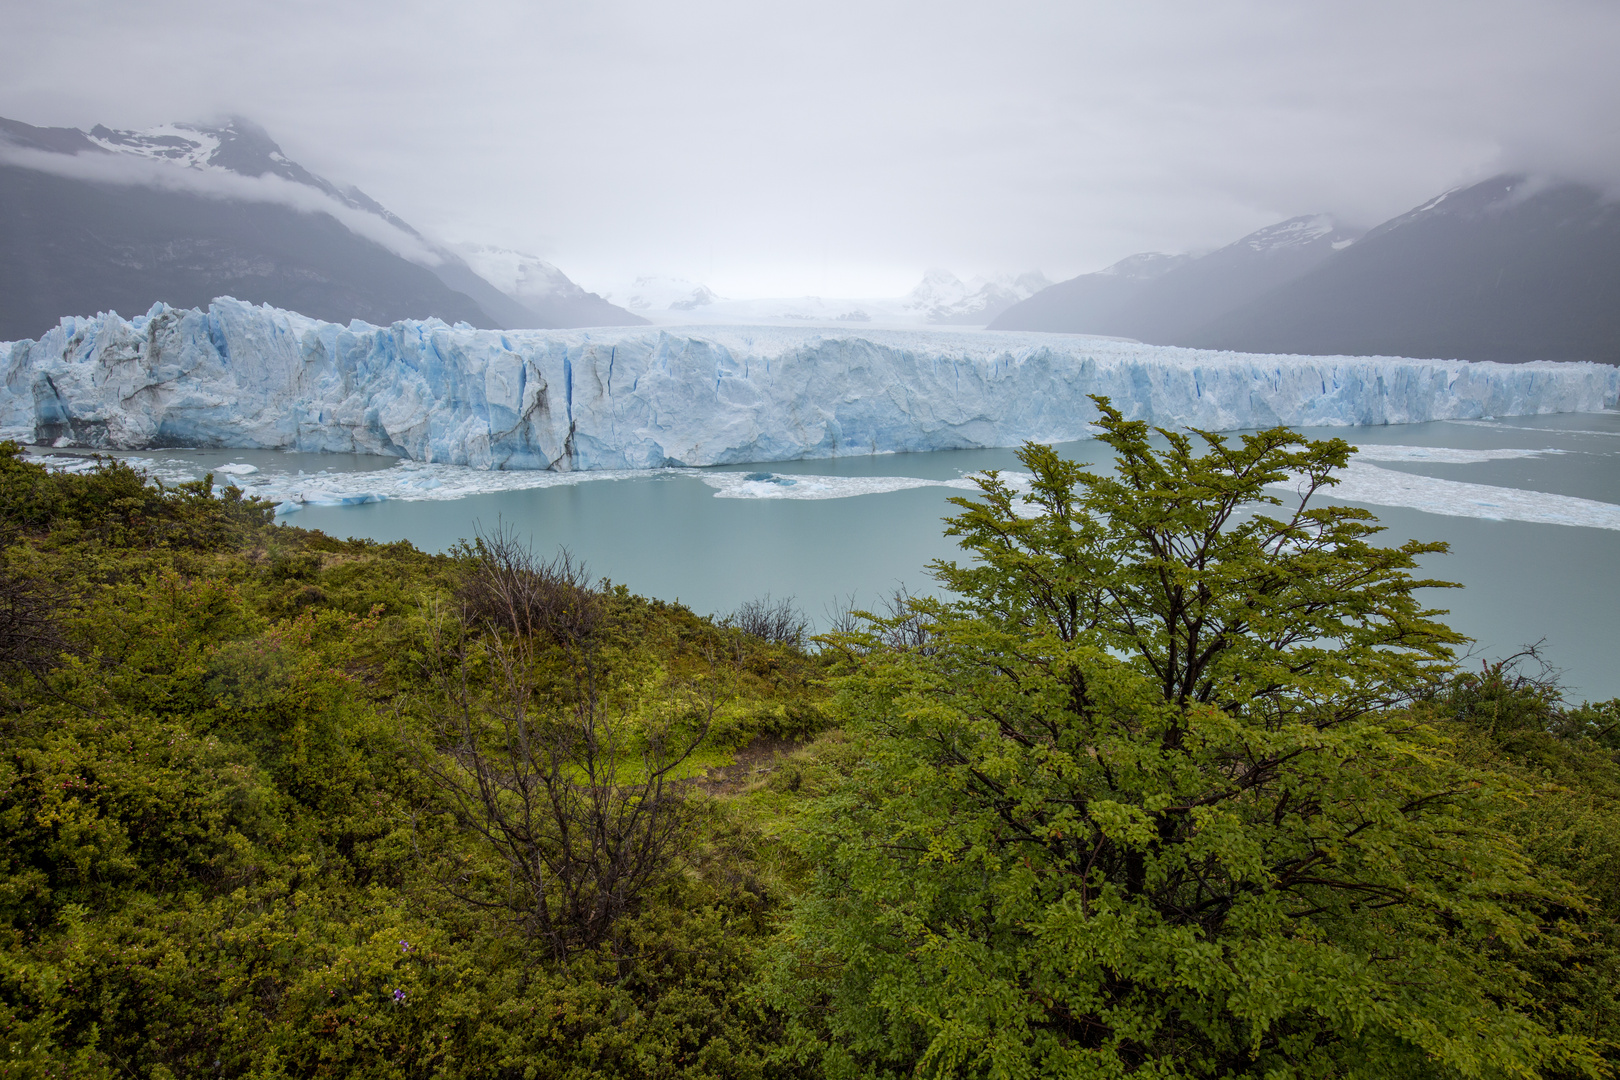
[4,298,1618,470]
[27,441,1620,532]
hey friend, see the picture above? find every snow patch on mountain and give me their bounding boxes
[0,137,445,266]
[1094,252,1195,280]
[81,118,407,224]
[86,122,222,170]
[1241,214,1358,252]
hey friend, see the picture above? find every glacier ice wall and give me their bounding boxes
[4,298,1617,470]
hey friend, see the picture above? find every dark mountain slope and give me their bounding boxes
[0,162,489,340]
[0,115,644,339]
[989,253,1191,334]
[1102,215,1362,341]
[0,116,102,155]
[1187,176,1620,364]
[990,216,1360,339]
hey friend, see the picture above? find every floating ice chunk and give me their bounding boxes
[20,442,1619,531]
[214,462,259,475]
[1445,419,1620,439]
[1271,462,1620,530]
[1351,445,1559,464]
[695,471,984,500]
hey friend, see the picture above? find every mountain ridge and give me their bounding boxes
[990,214,1363,339]
[0,115,644,340]
[991,176,1620,365]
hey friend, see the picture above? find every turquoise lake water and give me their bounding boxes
[51,410,1620,703]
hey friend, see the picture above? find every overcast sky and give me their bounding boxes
[5,0,1619,297]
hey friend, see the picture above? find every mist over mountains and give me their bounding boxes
[992,177,1620,365]
[589,268,1051,327]
[3,112,1615,364]
[0,116,643,341]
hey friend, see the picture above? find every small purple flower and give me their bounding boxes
[393,988,406,1004]
[399,940,411,953]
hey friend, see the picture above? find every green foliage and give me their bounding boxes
[0,440,274,551]
[769,402,1604,1079]
[5,431,1617,1079]
[1428,659,1620,1074]
[0,447,824,1078]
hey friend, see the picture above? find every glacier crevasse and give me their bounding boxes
[4,298,1617,470]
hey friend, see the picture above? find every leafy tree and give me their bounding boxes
[770,398,1602,1079]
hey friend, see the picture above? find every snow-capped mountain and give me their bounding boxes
[463,246,609,306]
[995,179,1620,365]
[0,115,642,340]
[456,245,645,328]
[992,214,1362,340]
[85,119,405,224]
[595,275,724,314]
[1187,175,1620,364]
[902,269,1052,325]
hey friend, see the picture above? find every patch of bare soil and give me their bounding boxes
[694,735,807,795]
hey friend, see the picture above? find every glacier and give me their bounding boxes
[3,297,1617,471]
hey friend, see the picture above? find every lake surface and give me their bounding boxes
[36,410,1620,703]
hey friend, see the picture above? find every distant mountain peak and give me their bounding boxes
[82,117,404,227]
[904,268,1051,324]
[456,244,597,304]
[668,285,719,311]
[88,118,300,181]
[993,214,1362,338]
[86,121,224,170]
[594,275,721,312]
[1364,173,1588,242]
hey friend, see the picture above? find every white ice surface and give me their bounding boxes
[1444,419,1620,439]
[1271,462,1620,530]
[27,440,1620,531]
[6,299,1617,475]
[1350,444,1559,463]
[694,470,985,501]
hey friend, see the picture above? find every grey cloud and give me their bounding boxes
[0,141,443,265]
[4,0,1617,294]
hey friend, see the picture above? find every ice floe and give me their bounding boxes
[1273,462,1620,530]
[1350,444,1560,464]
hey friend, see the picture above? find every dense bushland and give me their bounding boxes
[1,422,1618,1079]
[0,443,827,1078]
